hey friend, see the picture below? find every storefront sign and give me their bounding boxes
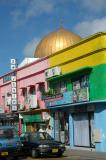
[10,59,17,70]
[23,114,43,123]
[73,87,89,103]
[10,59,17,111]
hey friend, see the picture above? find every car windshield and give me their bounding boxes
[30,132,53,141]
[0,128,18,139]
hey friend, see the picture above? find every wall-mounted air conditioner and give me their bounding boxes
[45,69,53,79]
[18,104,24,110]
[6,97,11,106]
[45,66,61,79]
[52,66,61,76]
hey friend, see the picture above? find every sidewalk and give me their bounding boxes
[64,148,106,159]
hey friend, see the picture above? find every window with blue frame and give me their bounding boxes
[3,72,16,83]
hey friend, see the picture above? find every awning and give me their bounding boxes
[48,66,93,81]
[23,114,43,123]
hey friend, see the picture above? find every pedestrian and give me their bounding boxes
[38,126,45,133]
[46,125,52,136]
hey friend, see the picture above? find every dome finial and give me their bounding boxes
[60,17,63,28]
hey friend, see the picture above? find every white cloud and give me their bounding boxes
[82,0,106,12]
[26,0,54,18]
[11,10,26,27]
[11,0,54,27]
[75,17,106,37]
[23,37,40,57]
[73,0,106,12]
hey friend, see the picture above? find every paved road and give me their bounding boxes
[19,155,70,160]
[18,156,103,160]
[5,149,106,160]
[19,156,106,160]
[4,154,106,160]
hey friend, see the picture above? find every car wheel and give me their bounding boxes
[57,152,63,157]
[31,149,38,158]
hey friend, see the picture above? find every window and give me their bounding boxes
[39,83,45,93]
[53,81,67,94]
[29,86,35,95]
[72,76,88,90]
[22,88,28,104]
[3,72,16,83]
[72,75,89,102]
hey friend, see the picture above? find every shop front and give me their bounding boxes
[49,103,95,149]
[53,110,69,145]
[0,113,19,130]
[69,104,95,149]
[19,109,50,134]
[73,112,94,147]
[22,114,44,132]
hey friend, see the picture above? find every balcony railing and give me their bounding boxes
[44,87,89,107]
[42,93,63,100]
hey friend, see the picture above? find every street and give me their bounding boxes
[21,156,69,160]
[16,156,106,160]
[16,149,106,160]
[19,156,106,160]
[4,149,106,160]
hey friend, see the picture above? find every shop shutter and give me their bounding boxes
[73,113,90,147]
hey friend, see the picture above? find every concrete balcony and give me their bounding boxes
[45,91,73,107]
[44,88,89,108]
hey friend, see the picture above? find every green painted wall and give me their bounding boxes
[89,63,106,100]
[22,122,25,133]
[49,63,106,102]
[66,79,72,91]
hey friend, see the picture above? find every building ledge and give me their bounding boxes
[18,108,49,115]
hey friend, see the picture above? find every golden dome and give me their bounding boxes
[34,27,81,58]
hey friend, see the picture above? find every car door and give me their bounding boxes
[20,134,31,154]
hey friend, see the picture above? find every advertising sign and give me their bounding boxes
[73,87,89,102]
[10,59,17,111]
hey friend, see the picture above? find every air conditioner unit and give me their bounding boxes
[52,66,61,76]
[6,97,11,106]
[45,69,53,79]
[18,104,24,110]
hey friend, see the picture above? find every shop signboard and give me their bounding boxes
[73,87,89,103]
[10,59,17,111]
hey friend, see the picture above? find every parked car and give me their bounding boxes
[0,126,22,159]
[20,131,65,158]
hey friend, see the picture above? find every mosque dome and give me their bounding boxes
[34,27,81,58]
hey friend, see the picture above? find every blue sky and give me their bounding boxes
[0,0,106,76]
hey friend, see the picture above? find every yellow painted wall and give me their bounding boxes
[48,32,106,74]
[61,50,106,74]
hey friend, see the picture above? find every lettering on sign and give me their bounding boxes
[10,58,17,111]
[11,82,16,88]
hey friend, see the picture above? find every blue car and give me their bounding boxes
[0,126,22,159]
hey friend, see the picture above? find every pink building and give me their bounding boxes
[0,57,50,134]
